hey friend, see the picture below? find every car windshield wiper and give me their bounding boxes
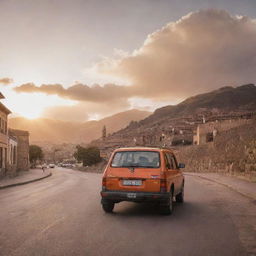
[119,164,158,168]
[120,163,140,167]
[138,166,158,168]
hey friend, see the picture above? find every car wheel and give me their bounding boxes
[160,190,173,215]
[176,184,184,203]
[101,199,115,213]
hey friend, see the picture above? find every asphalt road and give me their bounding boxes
[0,168,255,256]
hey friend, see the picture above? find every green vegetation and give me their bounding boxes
[74,145,102,166]
[29,145,43,165]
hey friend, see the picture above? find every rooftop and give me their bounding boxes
[0,92,5,99]
[0,102,11,115]
[9,128,29,136]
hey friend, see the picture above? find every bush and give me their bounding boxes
[29,145,43,165]
[74,145,102,166]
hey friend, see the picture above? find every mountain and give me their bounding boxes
[9,84,256,146]
[8,109,151,144]
[141,84,256,124]
[91,84,256,150]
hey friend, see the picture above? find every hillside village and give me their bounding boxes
[91,111,255,157]
[91,85,255,150]
[89,84,256,179]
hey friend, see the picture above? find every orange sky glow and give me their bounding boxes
[1,1,256,121]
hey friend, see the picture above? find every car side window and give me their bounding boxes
[164,153,174,169]
[170,154,178,169]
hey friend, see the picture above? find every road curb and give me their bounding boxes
[0,172,52,190]
[184,173,256,201]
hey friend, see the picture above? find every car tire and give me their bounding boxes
[176,184,184,203]
[160,190,173,215]
[102,200,115,213]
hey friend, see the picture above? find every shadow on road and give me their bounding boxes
[106,200,200,219]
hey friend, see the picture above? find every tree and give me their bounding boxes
[102,125,106,140]
[74,145,102,166]
[29,145,43,165]
[52,148,61,163]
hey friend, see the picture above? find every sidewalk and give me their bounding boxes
[185,172,256,201]
[0,168,52,189]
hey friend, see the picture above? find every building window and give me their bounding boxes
[0,118,6,134]
[0,147,2,168]
[4,148,7,168]
[206,132,214,142]
[10,145,13,164]
[4,120,7,134]
[13,146,16,165]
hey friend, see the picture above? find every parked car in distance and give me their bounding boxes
[100,147,185,215]
[60,163,75,168]
[49,163,55,168]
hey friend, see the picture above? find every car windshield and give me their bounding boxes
[111,151,160,168]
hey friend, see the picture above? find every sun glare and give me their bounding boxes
[3,90,77,120]
[22,111,42,120]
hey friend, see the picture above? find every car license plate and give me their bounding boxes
[127,193,136,198]
[123,180,142,186]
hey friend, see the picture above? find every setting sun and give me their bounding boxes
[21,109,42,120]
[1,89,77,120]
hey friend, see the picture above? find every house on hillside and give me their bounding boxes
[194,118,253,145]
[0,92,30,177]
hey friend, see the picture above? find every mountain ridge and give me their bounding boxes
[9,109,151,144]
[140,84,256,125]
[91,84,256,150]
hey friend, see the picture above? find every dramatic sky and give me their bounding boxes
[1,0,256,121]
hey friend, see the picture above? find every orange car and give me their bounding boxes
[100,147,185,215]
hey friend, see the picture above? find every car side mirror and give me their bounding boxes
[178,163,185,169]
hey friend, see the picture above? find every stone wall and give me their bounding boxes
[196,118,251,145]
[177,120,256,179]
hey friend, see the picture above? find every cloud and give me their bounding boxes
[14,82,130,103]
[0,77,13,85]
[13,9,256,108]
[14,82,132,121]
[96,9,256,100]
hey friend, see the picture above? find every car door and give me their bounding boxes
[170,154,183,194]
[164,152,177,193]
